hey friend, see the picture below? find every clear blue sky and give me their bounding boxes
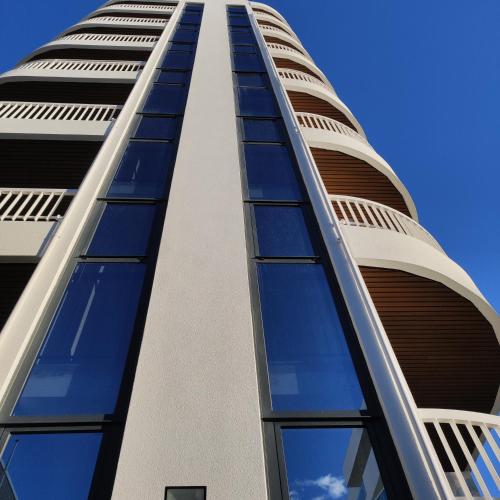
[0,0,498,310]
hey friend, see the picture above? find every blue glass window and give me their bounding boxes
[257,264,365,411]
[233,45,256,54]
[254,206,316,257]
[185,4,203,11]
[86,204,157,257]
[228,6,246,13]
[238,87,278,116]
[244,144,302,200]
[107,141,174,199]
[242,118,285,142]
[172,28,199,43]
[169,42,194,53]
[181,13,202,25]
[230,31,255,44]
[0,432,102,500]
[14,263,146,416]
[229,15,250,27]
[281,428,384,500]
[160,52,194,71]
[133,116,178,140]
[157,71,190,84]
[236,73,268,88]
[143,84,186,115]
[233,53,264,72]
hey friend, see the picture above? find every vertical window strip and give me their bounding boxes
[0,5,204,499]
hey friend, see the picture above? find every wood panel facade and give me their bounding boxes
[360,267,500,413]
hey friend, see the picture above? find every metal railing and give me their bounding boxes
[277,68,330,90]
[0,188,76,222]
[0,101,120,121]
[102,3,175,11]
[266,42,306,58]
[420,408,500,499]
[58,33,159,43]
[330,195,442,251]
[16,59,144,73]
[296,112,366,143]
[81,15,167,25]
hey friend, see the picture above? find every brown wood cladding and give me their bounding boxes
[287,91,357,130]
[273,58,322,80]
[264,36,305,55]
[311,149,412,216]
[360,267,500,413]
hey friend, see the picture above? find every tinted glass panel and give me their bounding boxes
[143,85,186,115]
[181,13,202,24]
[238,87,279,116]
[14,263,147,416]
[282,428,385,500]
[0,432,102,500]
[244,144,302,200]
[242,118,286,142]
[233,53,264,72]
[107,141,174,198]
[233,45,256,54]
[157,71,190,84]
[169,42,194,53]
[160,52,194,71]
[134,116,178,140]
[228,15,250,26]
[257,264,365,411]
[86,204,157,257]
[172,28,199,43]
[236,73,268,88]
[254,206,316,257]
[230,31,255,44]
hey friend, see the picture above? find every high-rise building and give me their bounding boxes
[0,1,498,499]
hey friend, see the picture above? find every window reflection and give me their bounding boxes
[133,115,178,140]
[282,427,386,500]
[0,432,102,500]
[238,87,278,116]
[143,84,186,115]
[14,263,146,416]
[242,118,286,142]
[257,263,365,411]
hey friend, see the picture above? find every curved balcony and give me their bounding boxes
[62,15,167,35]
[255,12,297,39]
[0,188,75,258]
[0,59,144,85]
[20,33,158,63]
[299,112,416,218]
[333,195,500,414]
[0,101,119,139]
[420,408,500,498]
[91,3,176,17]
[250,2,288,25]
[259,25,310,58]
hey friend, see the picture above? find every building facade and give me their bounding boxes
[0,1,498,499]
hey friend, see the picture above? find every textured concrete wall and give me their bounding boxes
[112,1,268,498]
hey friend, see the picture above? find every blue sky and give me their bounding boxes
[0,0,498,311]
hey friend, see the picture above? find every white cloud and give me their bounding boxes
[297,474,348,499]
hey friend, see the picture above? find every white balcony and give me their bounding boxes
[0,101,119,139]
[74,15,167,31]
[250,2,288,25]
[254,12,296,40]
[258,25,310,59]
[0,188,75,258]
[420,408,500,499]
[1,59,144,84]
[91,3,176,16]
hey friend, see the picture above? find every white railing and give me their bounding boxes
[0,188,76,222]
[258,23,292,37]
[259,25,305,50]
[103,3,175,11]
[16,59,144,73]
[277,68,330,90]
[266,42,306,58]
[0,101,120,122]
[330,195,442,251]
[420,408,500,499]
[296,112,366,143]
[81,15,167,26]
[255,12,294,35]
[58,33,159,44]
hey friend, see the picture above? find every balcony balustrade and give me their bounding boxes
[254,12,296,39]
[58,33,159,44]
[297,112,366,144]
[80,15,167,27]
[94,3,176,15]
[14,59,144,74]
[420,408,500,499]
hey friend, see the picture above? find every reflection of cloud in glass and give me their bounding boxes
[296,474,348,499]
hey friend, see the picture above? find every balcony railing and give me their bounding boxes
[0,101,120,122]
[296,112,365,143]
[420,408,500,499]
[266,42,307,59]
[58,33,159,44]
[0,188,76,222]
[15,59,144,73]
[277,68,331,91]
[80,15,167,26]
[330,195,442,251]
[102,3,175,11]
